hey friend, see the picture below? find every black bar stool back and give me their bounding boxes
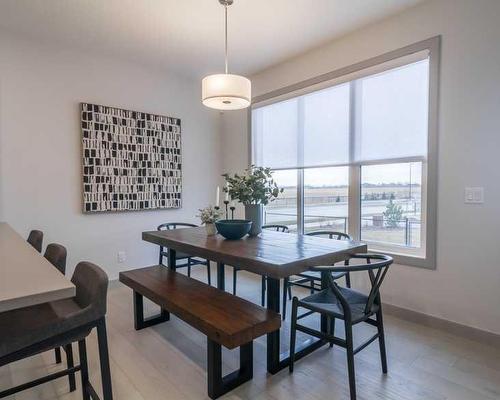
[27,230,43,253]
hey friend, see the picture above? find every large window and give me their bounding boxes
[304,167,349,234]
[264,169,298,232]
[252,38,439,267]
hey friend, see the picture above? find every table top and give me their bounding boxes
[0,222,76,313]
[143,227,367,279]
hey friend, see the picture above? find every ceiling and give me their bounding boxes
[0,0,425,79]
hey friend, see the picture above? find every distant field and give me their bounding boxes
[269,185,421,207]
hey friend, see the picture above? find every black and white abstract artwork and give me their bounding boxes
[81,103,182,213]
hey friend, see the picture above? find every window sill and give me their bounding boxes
[366,246,435,270]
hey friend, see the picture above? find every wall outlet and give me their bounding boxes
[464,187,484,204]
[117,251,126,263]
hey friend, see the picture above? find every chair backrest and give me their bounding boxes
[44,243,67,275]
[262,224,289,233]
[306,230,351,240]
[312,254,393,317]
[71,261,109,322]
[157,222,198,231]
[27,230,43,253]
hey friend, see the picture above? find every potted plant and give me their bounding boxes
[222,166,283,236]
[197,206,223,236]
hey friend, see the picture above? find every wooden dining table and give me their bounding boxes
[0,222,75,313]
[143,226,367,374]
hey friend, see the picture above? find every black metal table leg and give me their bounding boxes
[266,276,329,374]
[266,278,281,374]
[207,338,253,399]
[217,262,225,291]
[133,291,169,330]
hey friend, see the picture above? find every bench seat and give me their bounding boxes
[119,265,281,398]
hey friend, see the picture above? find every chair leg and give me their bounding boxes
[158,247,163,265]
[261,276,266,306]
[54,347,62,364]
[345,320,357,400]
[345,272,351,288]
[289,297,298,373]
[377,309,388,373]
[310,279,314,294]
[78,340,91,400]
[282,278,288,320]
[287,283,292,300]
[64,343,76,392]
[206,260,211,286]
[97,318,113,400]
[232,268,237,295]
[187,258,191,277]
[329,317,335,348]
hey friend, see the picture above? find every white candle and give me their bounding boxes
[216,186,220,207]
[225,182,229,201]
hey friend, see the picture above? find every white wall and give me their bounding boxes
[221,0,500,334]
[0,33,221,280]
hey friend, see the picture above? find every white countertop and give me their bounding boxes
[0,222,76,312]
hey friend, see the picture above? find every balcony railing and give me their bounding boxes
[263,210,421,248]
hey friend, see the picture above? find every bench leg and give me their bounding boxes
[133,291,169,330]
[207,339,253,399]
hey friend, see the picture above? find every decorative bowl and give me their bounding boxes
[215,219,252,240]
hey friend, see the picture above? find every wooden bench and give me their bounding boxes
[119,265,281,399]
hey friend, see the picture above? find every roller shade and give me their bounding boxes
[252,57,429,169]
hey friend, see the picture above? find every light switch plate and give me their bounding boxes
[117,251,127,263]
[464,187,484,204]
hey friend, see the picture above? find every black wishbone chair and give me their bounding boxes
[283,230,352,320]
[289,254,393,400]
[158,222,211,285]
[233,224,291,318]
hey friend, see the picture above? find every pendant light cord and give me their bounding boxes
[224,4,228,74]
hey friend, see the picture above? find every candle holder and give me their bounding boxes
[230,206,236,219]
[223,200,230,219]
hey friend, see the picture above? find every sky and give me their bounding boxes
[273,162,422,187]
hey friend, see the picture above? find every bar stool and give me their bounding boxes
[43,243,76,391]
[0,261,113,400]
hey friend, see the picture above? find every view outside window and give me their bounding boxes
[263,169,298,232]
[253,56,430,258]
[361,162,422,248]
[304,167,349,233]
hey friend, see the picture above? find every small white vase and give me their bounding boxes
[205,223,217,236]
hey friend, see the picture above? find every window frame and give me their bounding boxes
[248,37,440,269]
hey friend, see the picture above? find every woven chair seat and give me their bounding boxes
[297,286,379,323]
[297,270,347,281]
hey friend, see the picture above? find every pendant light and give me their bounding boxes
[202,0,251,110]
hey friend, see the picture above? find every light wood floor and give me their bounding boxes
[2,266,500,400]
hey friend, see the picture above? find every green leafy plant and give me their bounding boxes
[197,206,223,225]
[222,166,283,205]
[383,199,404,228]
